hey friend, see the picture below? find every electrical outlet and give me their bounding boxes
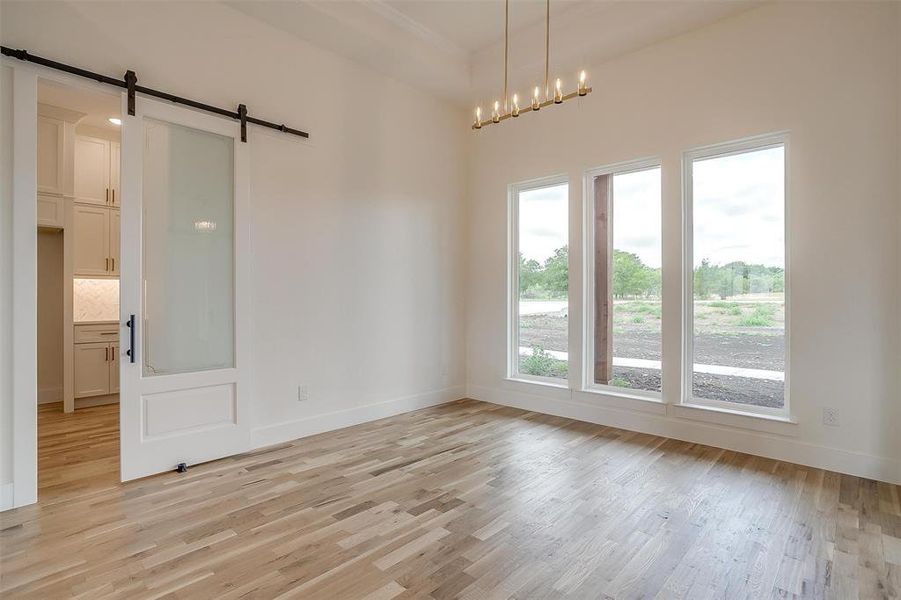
[822,407,839,427]
[297,385,309,402]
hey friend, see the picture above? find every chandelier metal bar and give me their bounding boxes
[472,87,592,130]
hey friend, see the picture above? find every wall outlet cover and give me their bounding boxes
[822,407,839,427]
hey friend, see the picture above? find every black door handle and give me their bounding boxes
[125,314,135,363]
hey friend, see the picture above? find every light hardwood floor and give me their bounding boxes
[1,399,899,599]
[36,402,120,501]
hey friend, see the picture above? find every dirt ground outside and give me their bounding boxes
[518,299,785,408]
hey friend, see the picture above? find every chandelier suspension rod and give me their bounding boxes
[504,0,509,112]
[544,0,550,101]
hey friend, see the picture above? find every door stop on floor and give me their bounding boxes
[176,463,188,473]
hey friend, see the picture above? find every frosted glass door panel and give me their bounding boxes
[142,118,234,376]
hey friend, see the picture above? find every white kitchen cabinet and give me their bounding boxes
[109,141,120,206]
[74,342,110,398]
[73,204,110,276]
[74,136,111,206]
[37,194,65,229]
[74,323,121,344]
[109,343,120,394]
[74,324,119,399]
[73,134,121,277]
[37,116,66,196]
[109,209,120,276]
[73,205,120,277]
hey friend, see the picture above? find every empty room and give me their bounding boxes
[0,1,899,598]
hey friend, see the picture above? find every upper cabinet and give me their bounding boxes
[73,205,119,277]
[73,204,111,276]
[37,116,65,195]
[109,209,120,276]
[109,141,120,207]
[73,135,120,277]
[75,136,119,206]
[37,113,76,197]
[37,194,65,229]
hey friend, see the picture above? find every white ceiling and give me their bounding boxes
[38,79,121,133]
[382,0,582,54]
[227,0,763,108]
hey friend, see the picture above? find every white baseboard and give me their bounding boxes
[0,482,13,512]
[251,385,466,450]
[469,384,901,485]
[75,394,119,408]
[37,386,62,404]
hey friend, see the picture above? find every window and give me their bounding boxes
[684,135,787,414]
[510,177,569,383]
[586,161,662,396]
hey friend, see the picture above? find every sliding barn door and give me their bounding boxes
[119,97,250,481]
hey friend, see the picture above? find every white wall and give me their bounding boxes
[467,2,901,483]
[0,1,468,460]
[37,230,63,403]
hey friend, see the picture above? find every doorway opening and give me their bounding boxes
[36,78,121,499]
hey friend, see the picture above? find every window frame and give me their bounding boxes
[507,173,570,386]
[582,157,663,401]
[681,132,791,419]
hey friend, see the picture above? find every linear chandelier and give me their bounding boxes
[472,0,591,130]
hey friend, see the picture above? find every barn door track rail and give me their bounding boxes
[1,46,309,142]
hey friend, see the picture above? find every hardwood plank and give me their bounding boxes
[1,399,898,599]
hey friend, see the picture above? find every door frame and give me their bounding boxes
[4,58,124,509]
[6,60,38,509]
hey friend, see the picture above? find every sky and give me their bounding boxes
[518,145,784,270]
[693,146,784,268]
[612,167,662,268]
[519,183,568,263]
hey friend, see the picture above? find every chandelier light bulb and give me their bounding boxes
[474,106,482,129]
[554,78,563,103]
[532,86,541,110]
[578,70,588,96]
[512,94,520,117]
[492,100,500,123]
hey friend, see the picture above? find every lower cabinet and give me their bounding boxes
[74,324,119,399]
[74,342,111,398]
[110,343,120,394]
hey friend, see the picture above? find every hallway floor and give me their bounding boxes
[37,402,119,502]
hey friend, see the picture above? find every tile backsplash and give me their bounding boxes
[73,278,119,322]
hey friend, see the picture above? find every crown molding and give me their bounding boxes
[37,102,86,123]
[362,1,469,61]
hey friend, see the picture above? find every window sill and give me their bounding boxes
[504,376,569,391]
[575,387,667,415]
[671,402,798,436]
[581,385,661,403]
